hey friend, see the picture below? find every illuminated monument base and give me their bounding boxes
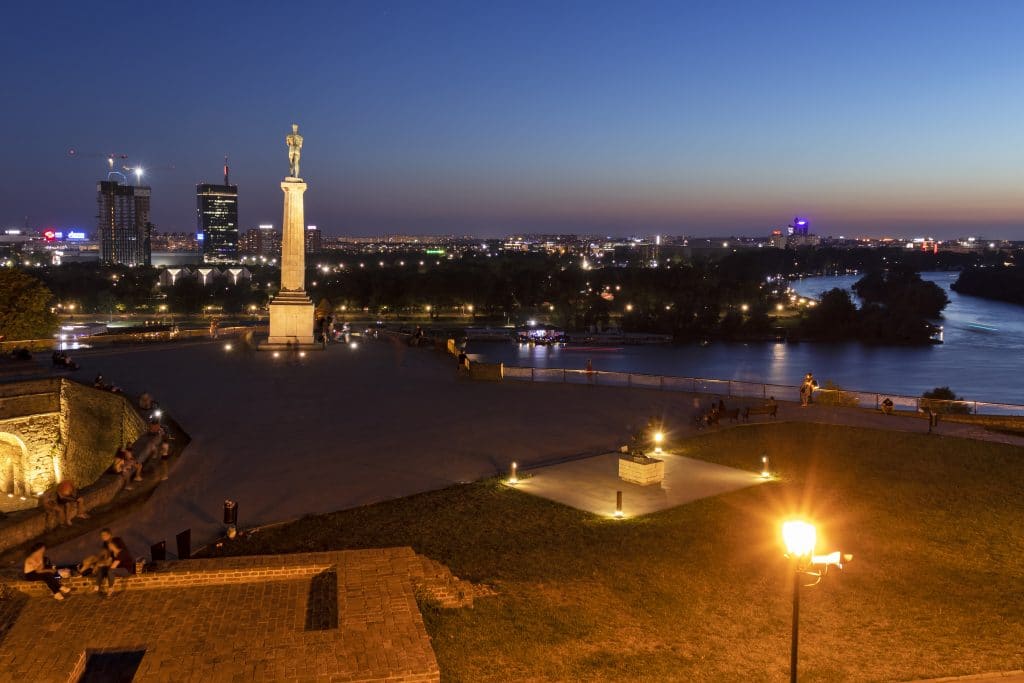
[263,172,317,349]
[266,291,316,347]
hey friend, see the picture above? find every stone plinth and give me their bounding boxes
[618,455,664,486]
[266,292,316,347]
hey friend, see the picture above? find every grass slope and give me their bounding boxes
[203,423,1024,682]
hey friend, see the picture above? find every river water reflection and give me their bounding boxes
[466,272,1024,405]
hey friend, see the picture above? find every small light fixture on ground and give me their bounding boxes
[224,343,233,351]
[653,431,664,454]
[614,490,624,518]
[508,461,518,485]
[761,454,771,478]
[299,351,306,358]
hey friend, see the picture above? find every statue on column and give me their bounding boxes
[286,123,303,178]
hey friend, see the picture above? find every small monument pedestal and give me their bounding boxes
[618,454,665,486]
[261,125,319,350]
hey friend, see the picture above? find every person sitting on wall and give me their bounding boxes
[39,481,89,526]
[24,543,70,601]
[113,447,143,490]
[138,392,153,410]
[94,537,135,596]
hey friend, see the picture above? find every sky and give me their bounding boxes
[2,0,1024,239]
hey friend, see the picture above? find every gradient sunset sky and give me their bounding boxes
[2,1,1023,238]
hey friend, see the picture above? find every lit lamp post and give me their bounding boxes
[782,520,815,683]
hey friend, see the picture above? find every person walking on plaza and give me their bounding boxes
[24,543,70,600]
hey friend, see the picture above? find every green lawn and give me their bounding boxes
[202,423,1024,682]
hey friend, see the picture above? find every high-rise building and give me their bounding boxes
[197,160,239,263]
[97,179,151,266]
[241,224,281,257]
[304,224,322,253]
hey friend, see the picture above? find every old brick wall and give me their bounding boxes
[59,380,144,487]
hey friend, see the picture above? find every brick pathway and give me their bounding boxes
[0,548,458,682]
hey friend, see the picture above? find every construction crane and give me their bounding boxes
[66,147,175,184]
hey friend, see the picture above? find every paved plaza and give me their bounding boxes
[512,451,767,517]
[35,335,1023,565]
[49,338,711,564]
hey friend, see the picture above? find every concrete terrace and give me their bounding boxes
[24,336,1022,566]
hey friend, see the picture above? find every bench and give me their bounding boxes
[743,403,778,421]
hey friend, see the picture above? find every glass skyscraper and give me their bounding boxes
[197,163,239,263]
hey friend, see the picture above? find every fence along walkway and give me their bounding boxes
[501,366,1024,417]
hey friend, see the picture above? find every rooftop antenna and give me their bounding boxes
[224,155,230,185]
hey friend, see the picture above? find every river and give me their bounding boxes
[465,272,1024,405]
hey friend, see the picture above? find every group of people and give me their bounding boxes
[51,350,79,370]
[23,528,136,601]
[6,347,33,361]
[317,315,348,345]
[799,372,818,407]
[695,398,731,428]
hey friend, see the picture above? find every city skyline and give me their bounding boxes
[4,2,1024,238]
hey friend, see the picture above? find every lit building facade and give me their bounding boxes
[305,225,322,253]
[97,180,151,266]
[241,225,281,257]
[197,179,239,263]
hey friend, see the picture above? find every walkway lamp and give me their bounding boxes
[783,520,815,683]
[781,521,852,682]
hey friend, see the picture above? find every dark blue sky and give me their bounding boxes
[3,1,1024,238]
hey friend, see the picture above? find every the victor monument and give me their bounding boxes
[264,123,316,348]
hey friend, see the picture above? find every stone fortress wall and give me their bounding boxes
[0,378,147,509]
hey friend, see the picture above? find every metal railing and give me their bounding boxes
[500,366,1024,417]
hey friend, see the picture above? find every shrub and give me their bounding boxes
[920,386,971,414]
[815,380,860,407]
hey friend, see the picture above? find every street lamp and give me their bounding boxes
[782,520,815,683]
